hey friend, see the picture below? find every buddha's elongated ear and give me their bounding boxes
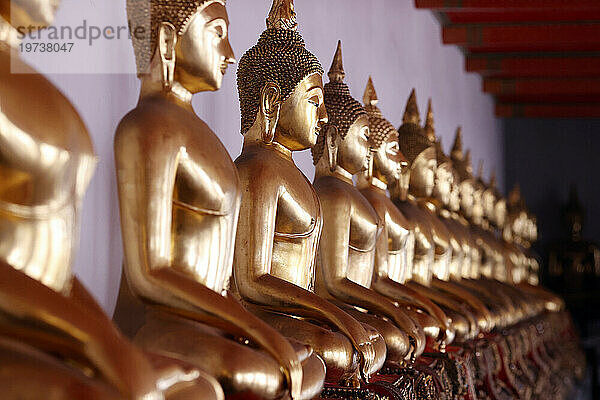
[325,124,339,172]
[366,148,374,180]
[260,82,282,144]
[158,22,177,92]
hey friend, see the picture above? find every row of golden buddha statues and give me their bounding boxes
[0,0,585,399]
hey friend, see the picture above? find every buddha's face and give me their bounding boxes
[433,162,453,206]
[276,73,327,151]
[373,131,403,185]
[3,0,59,27]
[472,183,485,222]
[495,198,507,228]
[409,147,436,198]
[338,115,370,176]
[482,189,496,222]
[449,174,461,212]
[176,3,235,93]
[459,180,475,217]
[510,212,524,239]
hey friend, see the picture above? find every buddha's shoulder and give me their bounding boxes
[313,176,354,206]
[235,146,298,178]
[116,99,212,146]
[0,54,92,155]
[314,176,352,195]
[360,190,387,218]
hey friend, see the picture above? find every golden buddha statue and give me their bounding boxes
[311,43,424,366]
[357,78,453,348]
[505,188,562,312]
[0,1,195,398]
[420,102,495,334]
[548,186,600,300]
[393,90,478,341]
[113,0,325,398]
[449,134,520,328]
[233,0,384,387]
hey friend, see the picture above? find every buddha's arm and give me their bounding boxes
[371,220,450,333]
[0,261,160,399]
[430,278,494,330]
[234,182,376,377]
[459,279,515,325]
[373,275,450,335]
[515,282,563,311]
[406,281,475,316]
[318,197,423,352]
[0,109,71,175]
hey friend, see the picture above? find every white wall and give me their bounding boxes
[25,0,503,313]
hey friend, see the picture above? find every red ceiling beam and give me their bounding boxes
[496,103,600,118]
[484,78,600,96]
[495,94,600,103]
[443,23,600,53]
[444,10,600,24]
[466,55,600,78]
[416,0,599,11]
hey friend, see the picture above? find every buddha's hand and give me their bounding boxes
[389,308,425,357]
[90,329,164,400]
[269,339,303,400]
[331,311,376,380]
[357,341,376,381]
[443,325,456,347]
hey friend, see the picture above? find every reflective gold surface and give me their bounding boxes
[358,78,452,348]
[421,100,495,335]
[0,1,171,398]
[311,43,424,366]
[393,90,480,341]
[114,1,324,399]
[234,2,384,386]
[1,0,578,397]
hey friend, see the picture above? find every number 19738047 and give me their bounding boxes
[20,42,74,53]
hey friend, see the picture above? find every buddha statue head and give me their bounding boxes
[0,0,59,28]
[238,0,327,152]
[480,166,496,224]
[507,184,527,240]
[488,170,507,230]
[422,99,453,207]
[361,76,406,186]
[127,0,235,93]
[470,160,486,226]
[448,166,462,214]
[530,214,538,243]
[450,127,476,219]
[397,89,436,200]
[561,185,585,241]
[312,41,369,175]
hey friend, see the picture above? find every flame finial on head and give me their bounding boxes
[328,40,345,82]
[451,126,463,161]
[266,0,297,31]
[313,41,366,165]
[363,77,400,152]
[423,98,435,142]
[363,76,379,107]
[464,149,472,169]
[477,160,484,179]
[403,88,421,125]
[509,184,522,207]
[489,169,497,188]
